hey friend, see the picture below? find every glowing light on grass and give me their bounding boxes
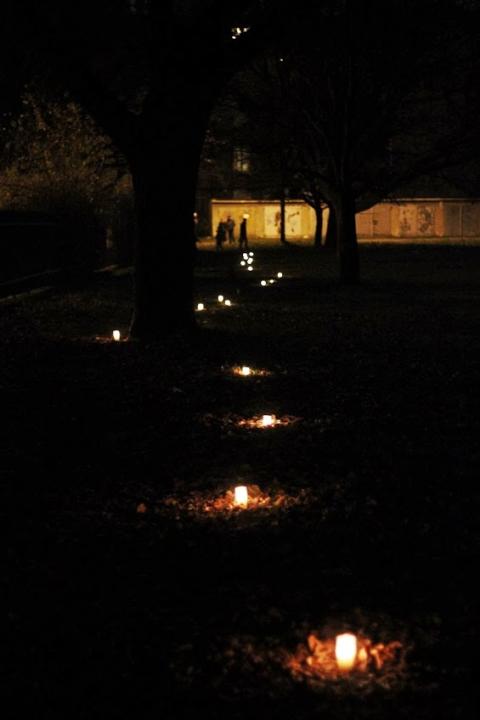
[335,634,357,671]
[112,330,121,342]
[234,485,248,507]
[196,303,205,311]
[218,294,224,303]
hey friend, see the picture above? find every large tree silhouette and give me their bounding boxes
[5,0,290,338]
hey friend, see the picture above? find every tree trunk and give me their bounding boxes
[334,188,359,283]
[279,186,287,245]
[324,206,337,249]
[129,117,205,340]
[313,201,324,248]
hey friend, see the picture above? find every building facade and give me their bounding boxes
[211,198,480,245]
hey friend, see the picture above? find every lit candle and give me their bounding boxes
[335,633,357,671]
[240,260,246,266]
[241,366,251,376]
[234,485,248,507]
[247,258,253,265]
[277,272,283,278]
[218,294,224,302]
[243,253,249,260]
[112,330,121,341]
[249,252,254,257]
[196,303,205,311]
[247,266,253,272]
[269,279,275,284]
[261,280,267,286]
[261,414,275,427]
[224,299,232,306]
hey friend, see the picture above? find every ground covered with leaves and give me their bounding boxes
[2,245,478,719]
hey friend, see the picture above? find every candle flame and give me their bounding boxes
[241,366,251,376]
[112,330,121,341]
[261,414,275,427]
[234,485,248,507]
[277,272,283,278]
[335,633,357,671]
[196,303,205,311]
[224,299,232,306]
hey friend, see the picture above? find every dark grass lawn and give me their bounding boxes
[2,245,478,719]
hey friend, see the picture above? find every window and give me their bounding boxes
[233,148,251,174]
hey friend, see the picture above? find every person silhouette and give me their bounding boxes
[239,216,248,250]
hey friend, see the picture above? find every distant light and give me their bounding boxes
[247,266,253,272]
[248,252,254,257]
[241,366,251,376]
[247,258,253,265]
[269,279,275,284]
[277,272,283,278]
[261,414,275,427]
[260,280,267,286]
[240,260,246,266]
[112,330,121,342]
[218,294,224,302]
[234,485,248,507]
[335,634,357,671]
[243,213,250,219]
[224,299,232,306]
[196,303,205,311]
[243,253,249,259]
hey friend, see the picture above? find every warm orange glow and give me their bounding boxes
[335,633,357,671]
[112,330,121,341]
[247,267,253,272]
[261,414,275,427]
[241,366,251,376]
[234,485,248,507]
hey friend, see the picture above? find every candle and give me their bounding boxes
[241,366,251,376]
[277,272,283,278]
[247,258,253,265]
[269,279,275,284]
[249,252,254,257]
[234,485,248,507]
[242,253,249,260]
[260,280,267,286]
[335,633,357,671]
[112,330,121,341]
[248,266,253,272]
[218,294,224,302]
[261,414,275,427]
[196,303,205,311]
[224,299,232,306]
[240,260,246,266]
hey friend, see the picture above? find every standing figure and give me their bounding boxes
[215,220,227,251]
[239,216,248,250]
[225,215,236,244]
